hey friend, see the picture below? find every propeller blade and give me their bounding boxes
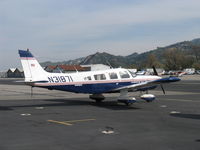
[152,66,158,76]
[161,84,165,94]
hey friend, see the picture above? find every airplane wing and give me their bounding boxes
[113,76,180,91]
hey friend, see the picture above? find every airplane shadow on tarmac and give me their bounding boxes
[0,106,13,111]
[0,98,141,111]
[46,98,142,110]
[170,113,200,120]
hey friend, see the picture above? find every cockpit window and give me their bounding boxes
[119,71,130,79]
[109,72,118,79]
[94,74,106,80]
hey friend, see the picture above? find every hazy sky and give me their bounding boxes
[1,0,200,70]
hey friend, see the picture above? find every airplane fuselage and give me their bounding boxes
[19,49,180,105]
[30,68,161,94]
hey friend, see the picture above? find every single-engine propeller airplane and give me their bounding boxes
[18,49,180,105]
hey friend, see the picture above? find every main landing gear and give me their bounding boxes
[89,90,155,106]
[89,94,105,103]
[89,90,137,106]
[117,89,136,106]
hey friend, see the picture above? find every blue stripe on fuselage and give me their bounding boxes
[41,82,135,94]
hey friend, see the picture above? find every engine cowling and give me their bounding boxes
[140,94,155,102]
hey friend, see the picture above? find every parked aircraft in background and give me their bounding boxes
[18,49,180,106]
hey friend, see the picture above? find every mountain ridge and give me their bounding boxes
[41,38,200,69]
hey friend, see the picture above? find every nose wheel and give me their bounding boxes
[118,99,136,106]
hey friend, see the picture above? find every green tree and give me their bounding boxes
[164,48,185,70]
[145,53,162,68]
[191,45,200,62]
[192,62,200,70]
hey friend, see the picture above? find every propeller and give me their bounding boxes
[152,66,158,76]
[160,84,165,94]
[152,66,165,94]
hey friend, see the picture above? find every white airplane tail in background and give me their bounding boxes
[18,49,48,82]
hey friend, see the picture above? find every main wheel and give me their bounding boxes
[95,99,103,103]
[146,100,152,103]
[125,102,132,106]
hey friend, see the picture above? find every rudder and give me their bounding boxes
[18,49,48,82]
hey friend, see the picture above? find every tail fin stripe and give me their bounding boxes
[20,57,36,60]
[19,50,34,58]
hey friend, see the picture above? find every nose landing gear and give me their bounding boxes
[117,89,136,106]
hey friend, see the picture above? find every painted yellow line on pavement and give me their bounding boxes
[47,119,96,126]
[48,120,72,126]
[64,118,96,123]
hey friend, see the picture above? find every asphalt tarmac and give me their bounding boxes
[0,77,200,150]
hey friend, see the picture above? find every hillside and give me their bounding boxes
[41,38,200,69]
[41,57,85,66]
[79,52,129,68]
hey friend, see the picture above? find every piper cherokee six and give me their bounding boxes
[18,49,180,106]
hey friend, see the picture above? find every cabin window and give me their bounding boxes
[109,72,118,79]
[84,76,92,81]
[94,74,106,80]
[119,71,130,79]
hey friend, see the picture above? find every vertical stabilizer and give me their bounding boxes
[18,49,48,82]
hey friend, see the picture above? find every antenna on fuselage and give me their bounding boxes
[73,65,79,73]
[56,65,63,73]
[106,60,113,69]
[101,54,113,69]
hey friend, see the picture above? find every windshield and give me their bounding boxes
[128,70,136,77]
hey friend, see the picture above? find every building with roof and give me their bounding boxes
[81,64,111,71]
[6,68,24,78]
[44,65,57,73]
[44,65,86,73]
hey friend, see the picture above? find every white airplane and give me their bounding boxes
[18,49,180,105]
